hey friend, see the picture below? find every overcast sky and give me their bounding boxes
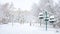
[0,0,39,11]
[0,0,59,11]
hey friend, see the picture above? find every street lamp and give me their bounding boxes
[44,11,49,31]
[39,13,44,26]
[39,9,56,31]
[49,15,55,24]
[39,10,50,31]
[39,11,49,30]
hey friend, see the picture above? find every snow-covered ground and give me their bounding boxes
[0,23,60,34]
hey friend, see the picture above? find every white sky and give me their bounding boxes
[0,0,39,11]
[0,0,59,11]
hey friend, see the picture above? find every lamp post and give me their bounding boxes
[39,11,49,31]
[39,9,56,31]
[49,16,55,23]
[39,10,50,31]
[49,15,56,29]
[39,13,44,26]
[44,11,49,31]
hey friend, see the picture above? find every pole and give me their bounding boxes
[45,11,48,31]
[40,19,41,26]
[46,20,47,30]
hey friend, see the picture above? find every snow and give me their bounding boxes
[0,23,60,34]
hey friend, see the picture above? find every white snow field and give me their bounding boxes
[0,23,60,34]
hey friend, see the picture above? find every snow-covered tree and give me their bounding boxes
[32,0,60,28]
[0,3,14,24]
